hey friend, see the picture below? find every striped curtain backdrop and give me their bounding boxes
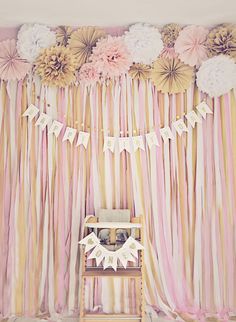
[0,77,236,321]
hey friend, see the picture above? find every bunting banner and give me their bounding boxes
[79,233,144,271]
[173,119,188,136]
[48,120,64,137]
[62,127,77,144]
[160,126,174,142]
[22,103,39,121]
[76,131,90,148]
[103,136,116,152]
[35,113,51,130]
[145,132,160,148]
[22,100,213,151]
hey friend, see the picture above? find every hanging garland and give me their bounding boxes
[0,23,236,97]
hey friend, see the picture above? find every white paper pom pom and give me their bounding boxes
[17,24,56,63]
[124,23,164,65]
[196,55,236,97]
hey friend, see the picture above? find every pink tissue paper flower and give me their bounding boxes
[0,39,31,81]
[90,36,132,79]
[78,62,101,85]
[175,25,209,67]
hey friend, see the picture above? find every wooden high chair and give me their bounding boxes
[79,210,145,322]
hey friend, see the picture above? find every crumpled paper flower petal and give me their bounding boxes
[35,46,77,87]
[90,36,132,79]
[78,62,101,85]
[17,24,56,62]
[124,23,164,65]
[196,55,236,97]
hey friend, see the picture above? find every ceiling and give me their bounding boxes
[0,0,235,27]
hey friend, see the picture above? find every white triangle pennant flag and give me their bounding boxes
[145,132,160,149]
[62,127,77,144]
[35,113,51,130]
[79,232,100,253]
[185,111,202,128]
[103,251,118,271]
[76,131,90,148]
[132,136,145,152]
[103,136,116,152]
[196,101,213,119]
[22,104,39,121]
[123,237,144,259]
[48,120,64,137]
[117,247,136,269]
[173,119,188,136]
[88,244,106,266]
[160,126,174,142]
[119,137,131,153]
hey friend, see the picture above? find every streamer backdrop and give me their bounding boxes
[0,75,236,321]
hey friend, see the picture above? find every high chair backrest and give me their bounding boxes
[97,209,130,222]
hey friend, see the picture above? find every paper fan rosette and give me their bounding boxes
[68,26,106,68]
[150,57,194,94]
[0,39,31,81]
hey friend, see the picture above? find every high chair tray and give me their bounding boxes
[84,222,142,229]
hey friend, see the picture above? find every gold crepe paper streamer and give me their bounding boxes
[206,24,236,59]
[150,58,194,94]
[129,63,152,81]
[68,26,106,68]
[35,46,77,88]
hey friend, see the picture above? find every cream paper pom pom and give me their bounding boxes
[196,55,236,97]
[124,23,164,64]
[17,24,56,62]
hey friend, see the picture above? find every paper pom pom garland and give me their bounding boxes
[0,22,235,96]
[196,55,236,97]
[17,24,56,62]
[35,46,77,87]
[90,36,132,79]
[161,23,181,48]
[78,62,101,85]
[124,23,164,65]
[206,24,236,59]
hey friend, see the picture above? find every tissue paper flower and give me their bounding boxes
[56,26,73,46]
[0,39,31,80]
[35,46,77,87]
[68,26,106,67]
[161,23,181,47]
[90,36,132,78]
[78,62,100,85]
[17,24,56,62]
[206,24,236,59]
[151,57,194,94]
[129,63,151,80]
[124,23,164,64]
[175,25,209,66]
[196,55,236,97]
